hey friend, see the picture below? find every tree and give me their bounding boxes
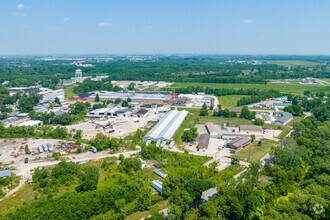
[200,103,208,116]
[182,128,198,142]
[209,98,214,110]
[240,106,256,120]
[115,98,122,105]
[127,83,136,90]
[76,166,100,192]
[54,97,61,105]
[254,118,264,126]
[283,105,303,116]
[251,134,256,142]
[74,129,83,139]
[94,93,100,102]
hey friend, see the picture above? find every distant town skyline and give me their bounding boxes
[1,0,330,55]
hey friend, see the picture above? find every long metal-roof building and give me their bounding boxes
[143,110,188,142]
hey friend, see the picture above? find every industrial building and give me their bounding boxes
[239,125,262,133]
[226,137,251,150]
[273,111,293,126]
[39,89,65,102]
[198,133,210,150]
[205,122,218,137]
[89,91,173,104]
[136,109,149,118]
[143,110,188,142]
[151,180,163,193]
[86,107,132,118]
[18,120,43,127]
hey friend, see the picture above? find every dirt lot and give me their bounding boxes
[66,112,164,139]
[0,138,66,168]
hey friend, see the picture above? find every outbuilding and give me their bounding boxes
[205,122,218,137]
[226,137,251,150]
[198,133,210,150]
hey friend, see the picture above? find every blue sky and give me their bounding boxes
[1,0,330,55]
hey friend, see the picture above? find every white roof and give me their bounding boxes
[143,110,188,141]
[18,120,43,127]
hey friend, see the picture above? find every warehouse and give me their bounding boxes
[226,137,251,150]
[205,122,218,137]
[143,110,188,142]
[239,125,262,133]
[86,108,112,118]
[18,120,43,127]
[198,133,210,150]
[89,91,173,104]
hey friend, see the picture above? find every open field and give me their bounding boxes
[267,60,319,67]
[172,82,330,95]
[218,95,250,108]
[232,139,277,163]
[126,201,169,220]
[277,126,292,139]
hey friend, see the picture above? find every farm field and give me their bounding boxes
[172,82,330,95]
[218,95,250,109]
[231,139,277,163]
[266,60,319,67]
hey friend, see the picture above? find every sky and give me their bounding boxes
[1,0,330,55]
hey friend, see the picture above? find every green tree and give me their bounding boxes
[76,166,100,192]
[54,97,61,105]
[181,127,198,142]
[94,93,100,102]
[199,103,208,116]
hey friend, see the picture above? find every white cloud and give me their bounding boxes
[98,22,113,27]
[16,3,26,10]
[64,17,70,21]
[243,19,253,24]
[14,11,27,16]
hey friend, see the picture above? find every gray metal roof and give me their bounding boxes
[198,133,210,149]
[273,111,293,125]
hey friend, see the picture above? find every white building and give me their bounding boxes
[18,120,43,127]
[143,110,188,142]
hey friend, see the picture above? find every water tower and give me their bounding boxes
[74,69,83,83]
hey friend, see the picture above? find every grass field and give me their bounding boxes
[172,82,329,95]
[277,126,292,139]
[232,139,277,163]
[218,95,250,108]
[267,60,319,67]
[125,200,169,220]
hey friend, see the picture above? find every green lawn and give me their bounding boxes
[218,95,250,108]
[277,127,292,139]
[267,60,319,67]
[172,82,330,95]
[125,200,169,220]
[60,85,77,99]
[231,139,277,163]
[208,164,244,184]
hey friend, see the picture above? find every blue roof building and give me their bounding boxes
[153,168,167,179]
[0,170,11,178]
[151,180,163,193]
